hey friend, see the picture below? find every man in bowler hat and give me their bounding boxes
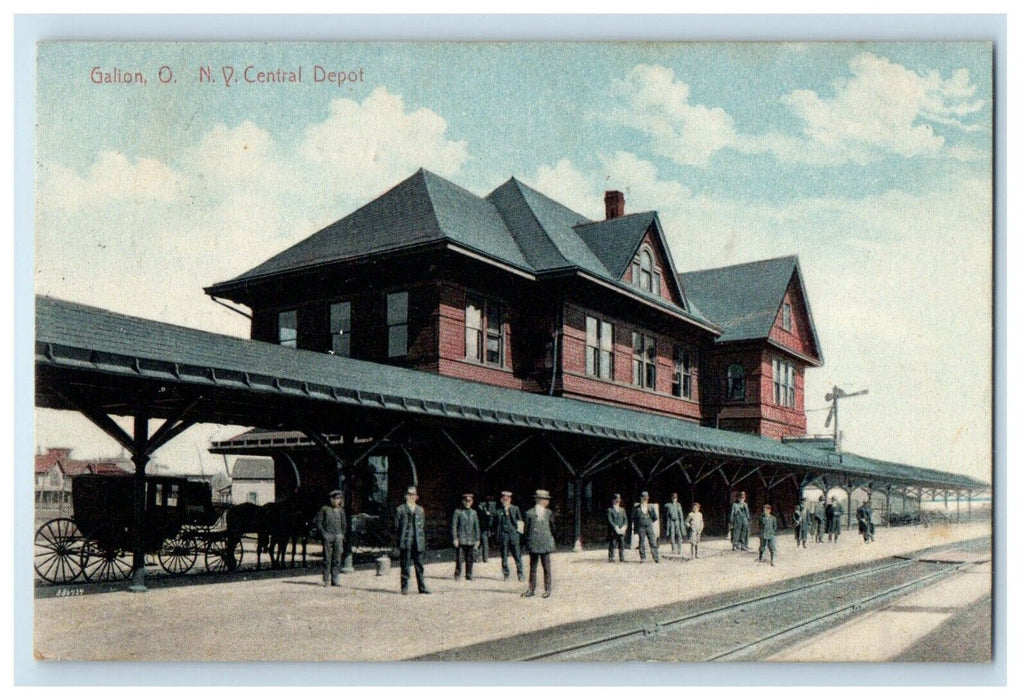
[394,486,430,594]
[607,493,628,562]
[632,491,661,563]
[315,489,346,587]
[521,489,556,598]
[495,490,525,581]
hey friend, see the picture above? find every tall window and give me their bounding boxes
[632,332,657,389]
[278,310,297,348]
[672,345,691,398]
[727,363,745,400]
[773,358,796,407]
[465,293,505,366]
[386,291,409,358]
[585,315,614,380]
[782,303,793,332]
[631,246,662,295]
[329,301,352,357]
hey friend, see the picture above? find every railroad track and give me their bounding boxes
[520,538,990,662]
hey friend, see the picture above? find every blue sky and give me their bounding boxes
[33,40,993,482]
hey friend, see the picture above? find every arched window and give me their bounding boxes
[727,363,746,401]
[632,246,661,295]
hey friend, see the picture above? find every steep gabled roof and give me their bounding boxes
[486,178,604,275]
[210,169,530,289]
[574,211,656,278]
[207,170,712,330]
[679,256,822,359]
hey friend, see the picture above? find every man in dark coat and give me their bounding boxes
[315,489,346,587]
[857,500,875,543]
[729,491,751,551]
[607,493,628,562]
[826,496,843,543]
[494,490,524,581]
[664,492,686,556]
[792,500,810,548]
[477,498,496,563]
[632,491,660,563]
[757,504,778,566]
[811,495,827,543]
[452,493,481,580]
[521,489,556,598]
[394,485,430,594]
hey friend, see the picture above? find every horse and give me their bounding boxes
[262,491,324,569]
[224,501,272,570]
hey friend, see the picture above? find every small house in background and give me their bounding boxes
[230,457,275,505]
[35,447,138,515]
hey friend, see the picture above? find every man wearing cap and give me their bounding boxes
[664,492,686,556]
[315,489,347,587]
[521,489,556,598]
[729,491,751,551]
[495,490,525,581]
[607,493,628,562]
[757,503,778,566]
[632,491,661,563]
[452,493,481,581]
[394,486,430,594]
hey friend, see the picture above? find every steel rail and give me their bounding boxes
[522,537,989,661]
[704,559,976,661]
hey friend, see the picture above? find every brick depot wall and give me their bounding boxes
[560,302,703,421]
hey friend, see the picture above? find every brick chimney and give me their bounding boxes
[604,190,625,220]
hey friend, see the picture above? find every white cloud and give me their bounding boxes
[611,55,988,168]
[611,64,736,168]
[300,87,469,200]
[35,87,469,335]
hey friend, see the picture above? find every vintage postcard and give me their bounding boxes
[30,38,994,670]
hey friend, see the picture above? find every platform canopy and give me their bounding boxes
[36,295,985,492]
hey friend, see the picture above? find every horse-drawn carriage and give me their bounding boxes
[33,473,241,584]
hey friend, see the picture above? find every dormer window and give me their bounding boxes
[632,246,661,296]
[782,303,793,332]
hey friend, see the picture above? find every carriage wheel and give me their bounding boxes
[204,537,244,574]
[158,534,198,575]
[34,518,85,584]
[80,524,133,583]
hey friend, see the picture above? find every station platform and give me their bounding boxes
[33,520,991,661]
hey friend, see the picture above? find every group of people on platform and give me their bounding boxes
[313,485,879,594]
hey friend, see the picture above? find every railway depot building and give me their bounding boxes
[36,169,986,576]
[202,170,838,542]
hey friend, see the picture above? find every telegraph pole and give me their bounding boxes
[825,386,869,452]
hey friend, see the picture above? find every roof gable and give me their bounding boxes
[679,256,822,361]
[487,178,606,275]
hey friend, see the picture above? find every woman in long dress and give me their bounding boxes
[685,502,704,560]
